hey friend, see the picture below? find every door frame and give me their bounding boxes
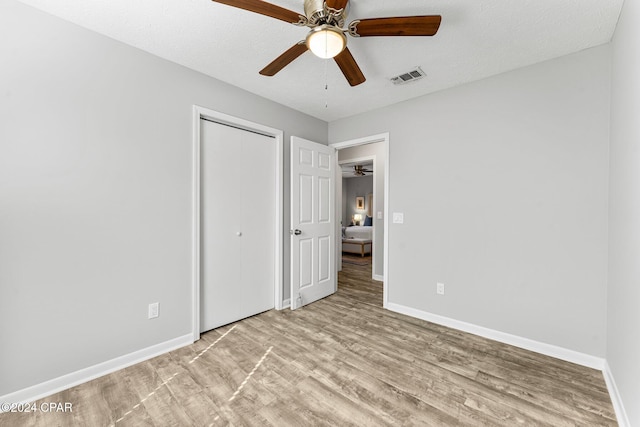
[191,105,284,342]
[330,132,390,308]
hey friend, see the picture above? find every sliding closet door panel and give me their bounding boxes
[201,121,243,331]
[240,131,275,317]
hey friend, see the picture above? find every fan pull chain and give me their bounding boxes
[324,58,329,109]
[325,82,328,109]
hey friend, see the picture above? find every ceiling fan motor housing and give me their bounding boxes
[304,0,346,27]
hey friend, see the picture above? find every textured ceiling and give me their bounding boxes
[17,0,623,122]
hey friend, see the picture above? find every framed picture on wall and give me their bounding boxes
[356,196,365,210]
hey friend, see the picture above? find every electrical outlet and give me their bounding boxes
[436,282,445,295]
[393,212,404,224]
[148,302,159,319]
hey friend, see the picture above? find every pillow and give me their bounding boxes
[364,215,373,226]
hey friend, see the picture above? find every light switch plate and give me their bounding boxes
[377,211,383,219]
[393,212,404,224]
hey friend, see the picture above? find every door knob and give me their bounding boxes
[236,231,242,237]
[292,229,302,235]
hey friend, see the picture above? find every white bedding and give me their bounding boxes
[343,225,373,240]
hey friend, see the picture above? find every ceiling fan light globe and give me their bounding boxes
[306,25,346,59]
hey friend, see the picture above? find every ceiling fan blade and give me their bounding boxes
[325,0,349,10]
[334,48,366,87]
[350,16,442,37]
[211,0,302,24]
[260,42,308,76]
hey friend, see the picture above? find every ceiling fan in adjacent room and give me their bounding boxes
[353,165,372,176]
[211,0,441,86]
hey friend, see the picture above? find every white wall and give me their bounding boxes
[330,46,611,357]
[343,175,373,226]
[341,178,349,226]
[608,0,640,424]
[0,0,326,396]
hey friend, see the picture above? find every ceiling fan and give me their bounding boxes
[353,165,372,176]
[211,0,441,86]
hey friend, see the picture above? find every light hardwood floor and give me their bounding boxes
[2,257,617,426]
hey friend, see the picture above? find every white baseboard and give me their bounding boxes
[282,298,291,309]
[603,361,630,427]
[0,334,193,405]
[373,274,383,282]
[386,302,606,370]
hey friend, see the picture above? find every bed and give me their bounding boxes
[342,225,373,256]
[343,225,373,240]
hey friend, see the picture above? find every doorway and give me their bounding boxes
[338,156,375,277]
[331,133,389,308]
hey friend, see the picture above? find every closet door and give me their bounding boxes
[200,120,275,332]
[239,130,275,318]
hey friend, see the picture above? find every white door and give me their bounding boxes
[290,136,336,310]
[200,119,275,332]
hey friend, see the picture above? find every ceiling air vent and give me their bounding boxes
[390,67,426,85]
